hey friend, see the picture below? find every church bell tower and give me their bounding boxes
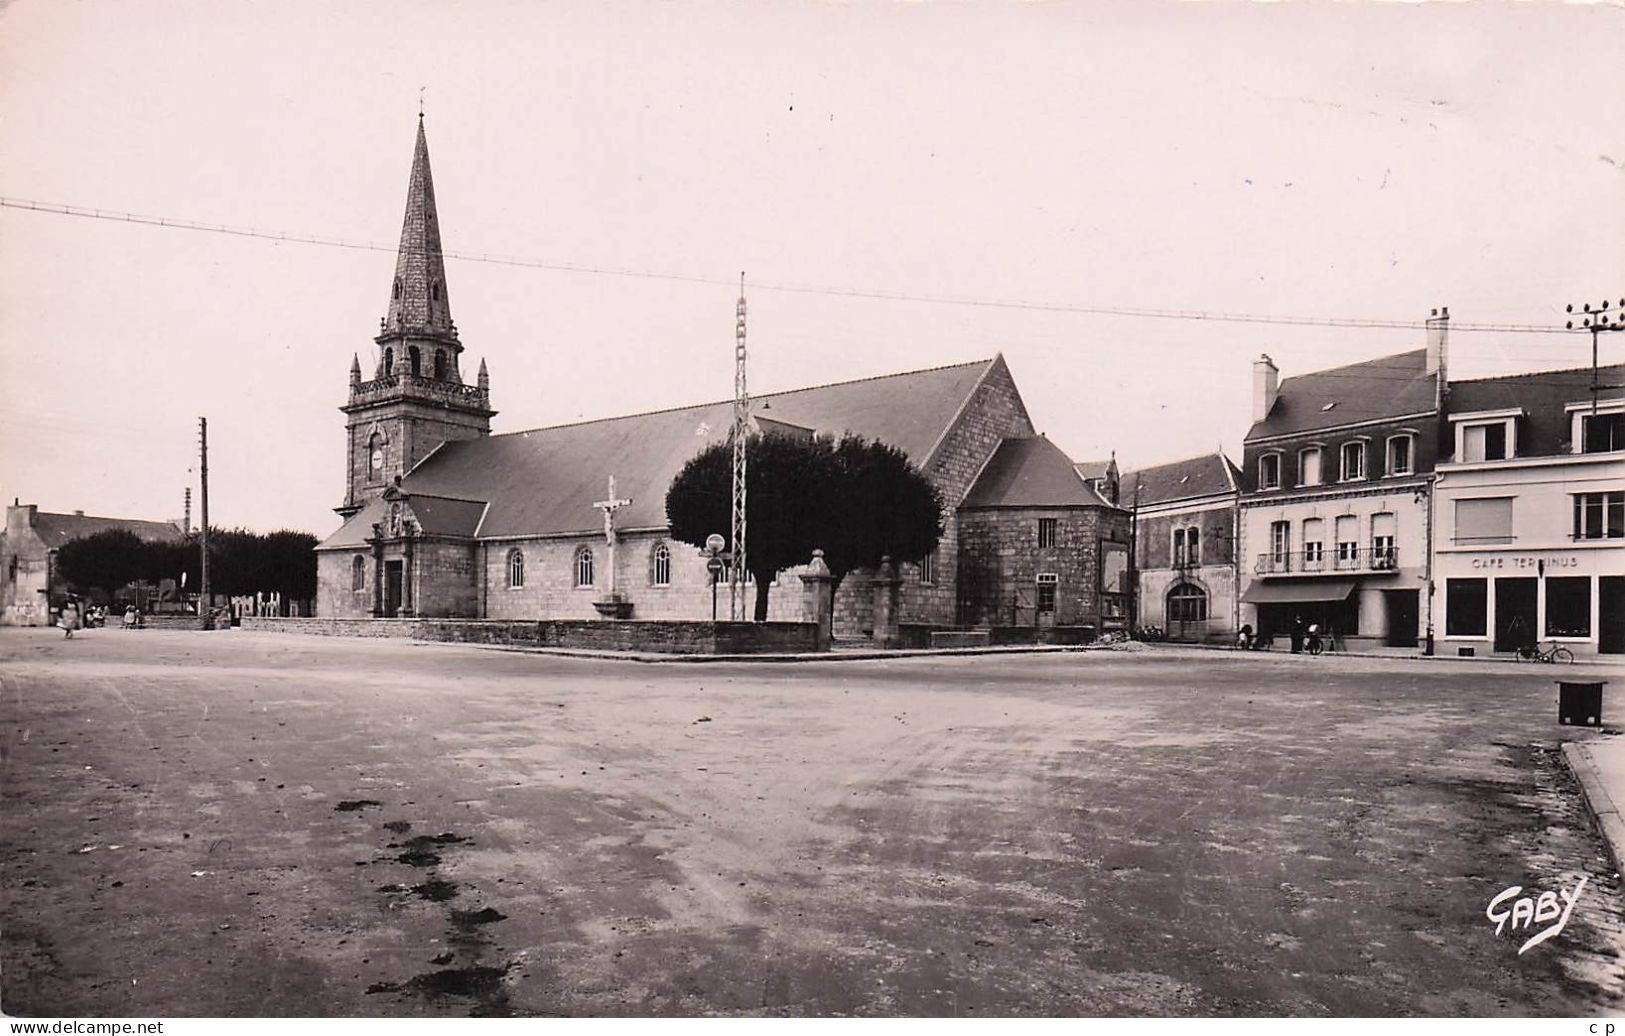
[337,115,495,518]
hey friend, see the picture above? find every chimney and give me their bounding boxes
[1426,306,1449,379]
[74,509,85,517]
[1252,354,1280,424]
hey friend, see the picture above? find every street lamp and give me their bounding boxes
[703,533,727,623]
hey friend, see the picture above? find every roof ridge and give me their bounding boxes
[1121,450,1232,475]
[38,511,177,526]
[1280,348,1426,384]
[1448,362,1625,385]
[487,357,997,439]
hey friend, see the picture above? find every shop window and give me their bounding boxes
[651,542,671,586]
[1545,577,1591,638]
[1259,453,1281,490]
[1035,573,1058,613]
[1574,491,1625,540]
[351,555,366,592]
[1166,583,1208,623]
[574,546,594,588]
[1386,434,1414,476]
[1455,497,1514,545]
[1445,578,1487,637]
[1340,441,1367,482]
[507,549,524,589]
[1037,518,1058,548]
[1298,447,1323,487]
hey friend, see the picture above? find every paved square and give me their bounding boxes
[1,629,1621,1016]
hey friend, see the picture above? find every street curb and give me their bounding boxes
[464,642,1092,664]
[1559,741,1625,879]
[1149,640,1618,668]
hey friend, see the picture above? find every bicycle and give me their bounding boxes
[1516,641,1574,664]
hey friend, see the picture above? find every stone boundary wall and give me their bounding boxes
[240,616,819,655]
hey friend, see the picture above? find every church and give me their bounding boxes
[315,119,1132,637]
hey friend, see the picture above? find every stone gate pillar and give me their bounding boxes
[872,555,902,649]
[370,526,385,618]
[799,549,834,652]
[399,530,416,618]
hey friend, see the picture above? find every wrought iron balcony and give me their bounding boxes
[1256,547,1399,575]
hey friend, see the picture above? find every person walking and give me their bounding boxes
[1289,614,1305,654]
[59,598,80,639]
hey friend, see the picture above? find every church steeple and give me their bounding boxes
[339,114,494,520]
[383,116,456,344]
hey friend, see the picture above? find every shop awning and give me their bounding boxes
[1241,579,1358,605]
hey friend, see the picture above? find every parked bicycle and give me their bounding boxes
[1516,641,1574,664]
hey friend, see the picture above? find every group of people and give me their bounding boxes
[56,600,144,638]
[1235,617,1327,654]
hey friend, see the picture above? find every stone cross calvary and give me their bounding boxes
[593,475,633,595]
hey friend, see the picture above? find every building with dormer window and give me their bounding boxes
[1432,363,1625,658]
[1235,311,1449,650]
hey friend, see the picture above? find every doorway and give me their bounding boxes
[1383,589,1419,648]
[1600,576,1624,655]
[385,561,403,618]
[1494,578,1537,653]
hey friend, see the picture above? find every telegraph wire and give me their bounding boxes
[0,194,1585,337]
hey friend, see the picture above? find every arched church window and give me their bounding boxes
[351,555,366,592]
[408,346,422,376]
[1166,583,1208,623]
[651,542,671,586]
[392,278,402,300]
[368,433,384,478]
[431,281,441,301]
[574,546,594,588]
[507,549,525,589]
[384,348,394,376]
[434,350,447,380]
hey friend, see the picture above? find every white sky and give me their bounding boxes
[2,1,1622,535]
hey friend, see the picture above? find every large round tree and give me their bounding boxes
[664,430,943,620]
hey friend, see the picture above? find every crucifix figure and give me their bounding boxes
[593,475,633,595]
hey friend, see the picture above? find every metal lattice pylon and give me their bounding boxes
[730,274,750,621]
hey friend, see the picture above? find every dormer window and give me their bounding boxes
[1259,453,1282,491]
[1297,446,1323,487]
[1386,434,1414,476]
[1568,400,1625,454]
[1451,408,1521,463]
[1340,441,1367,482]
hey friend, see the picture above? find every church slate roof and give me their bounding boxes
[1124,452,1240,508]
[961,436,1114,509]
[1246,349,1439,440]
[319,358,1001,548]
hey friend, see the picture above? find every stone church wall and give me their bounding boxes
[957,506,1130,628]
[479,531,805,623]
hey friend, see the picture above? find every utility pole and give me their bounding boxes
[730,273,750,622]
[199,417,211,629]
[1564,297,1625,417]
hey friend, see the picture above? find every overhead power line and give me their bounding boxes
[0,194,1585,336]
